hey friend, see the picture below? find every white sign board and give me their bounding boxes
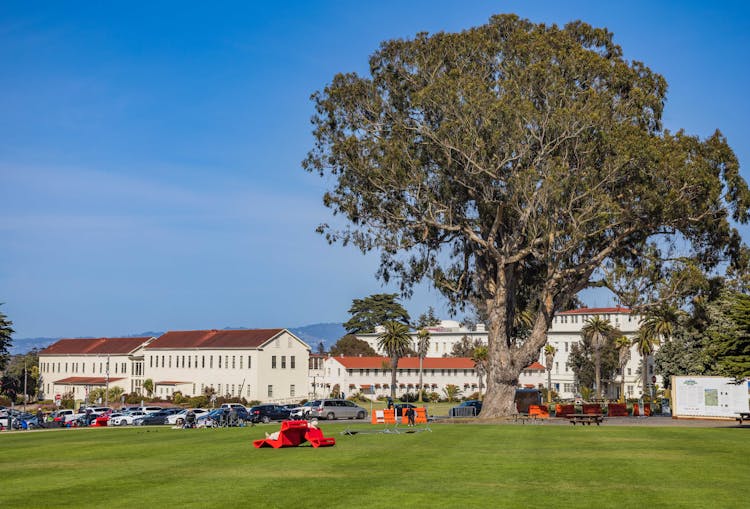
[672,376,749,418]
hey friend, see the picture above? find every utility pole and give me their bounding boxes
[105,355,110,408]
[23,359,28,413]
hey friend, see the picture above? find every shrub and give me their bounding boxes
[187,396,208,408]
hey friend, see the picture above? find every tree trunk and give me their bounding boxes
[480,285,552,417]
[418,356,424,403]
[390,355,398,399]
[595,349,602,399]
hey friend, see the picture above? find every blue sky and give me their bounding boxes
[1,1,749,338]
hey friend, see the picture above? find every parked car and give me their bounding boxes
[134,408,182,426]
[308,399,368,420]
[220,403,247,412]
[289,401,317,419]
[110,411,149,426]
[138,406,164,414]
[448,400,482,417]
[394,403,417,417]
[167,408,209,425]
[247,404,291,424]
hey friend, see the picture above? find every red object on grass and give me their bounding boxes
[253,420,336,449]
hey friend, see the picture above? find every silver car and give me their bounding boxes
[308,399,367,420]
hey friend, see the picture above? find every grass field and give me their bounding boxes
[1,422,748,508]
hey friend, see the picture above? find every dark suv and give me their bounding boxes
[248,404,290,424]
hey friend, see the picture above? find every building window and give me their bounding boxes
[272,356,277,369]
[275,339,280,348]
[150,357,153,368]
[247,386,251,397]
[627,368,632,375]
[268,385,273,397]
[232,356,236,369]
[281,356,286,369]
[291,356,295,369]
[288,337,292,348]
[188,356,191,368]
[161,356,165,368]
[218,384,222,395]
[248,356,252,369]
[225,355,229,369]
[202,356,205,368]
[210,356,213,369]
[240,356,243,369]
[627,385,634,395]
[219,356,222,368]
[290,384,295,397]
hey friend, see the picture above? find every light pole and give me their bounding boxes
[23,360,28,413]
[105,355,110,408]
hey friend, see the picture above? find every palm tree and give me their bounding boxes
[544,344,557,405]
[378,321,412,399]
[472,345,488,401]
[632,329,659,401]
[143,378,154,398]
[635,306,680,400]
[416,329,431,402]
[614,336,631,402]
[581,316,613,399]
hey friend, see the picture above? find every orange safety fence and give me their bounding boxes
[555,404,575,417]
[528,405,549,418]
[582,403,603,415]
[607,403,628,417]
[371,408,397,425]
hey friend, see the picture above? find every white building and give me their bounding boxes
[143,328,310,402]
[319,356,546,401]
[357,307,651,399]
[38,337,151,402]
[39,329,311,405]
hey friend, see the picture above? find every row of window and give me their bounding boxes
[41,361,140,376]
[270,355,296,369]
[149,354,254,370]
[555,314,634,324]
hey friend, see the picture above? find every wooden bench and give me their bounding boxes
[566,413,604,426]
[736,412,750,425]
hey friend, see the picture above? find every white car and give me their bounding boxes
[110,411,148,426]
[166,409,209,425]
[289,401,316,419]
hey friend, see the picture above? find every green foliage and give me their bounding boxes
[415,307,441,328]
[570,325,621,395]
[443,384,462,402]
[450,335,483,357]
[0,304,14,372]
[343,294,410,334]
[658,287,750,384]
[60,391,75,409]
[329,334,377,356]
[305,14,750,416]
[186,395,208,408]
[143,378,154,397]
[378,321,412,398]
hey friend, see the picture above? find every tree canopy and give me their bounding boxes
[306,14,750,416]
[329,334,378,357]
[0,304,14,372]
[343,293,410,334]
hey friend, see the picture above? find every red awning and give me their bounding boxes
[360,384,371,389]
[374,384,381,388]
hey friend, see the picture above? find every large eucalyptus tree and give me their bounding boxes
[305,14,750,417]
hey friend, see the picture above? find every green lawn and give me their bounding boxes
[1,423,747,508]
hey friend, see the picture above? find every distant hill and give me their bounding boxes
[289,322,346,352]
[8,323,346,355]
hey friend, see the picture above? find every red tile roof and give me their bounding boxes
[54,376,126,385]
[40,338,150,356]
[332,356,475,369]
[558,307,632,315]
[146,329,286,349]
[332,356,544,371]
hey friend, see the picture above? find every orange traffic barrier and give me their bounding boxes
[529,404,549,418]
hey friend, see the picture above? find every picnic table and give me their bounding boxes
[736,412,750,425]
[566,413,604,426]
